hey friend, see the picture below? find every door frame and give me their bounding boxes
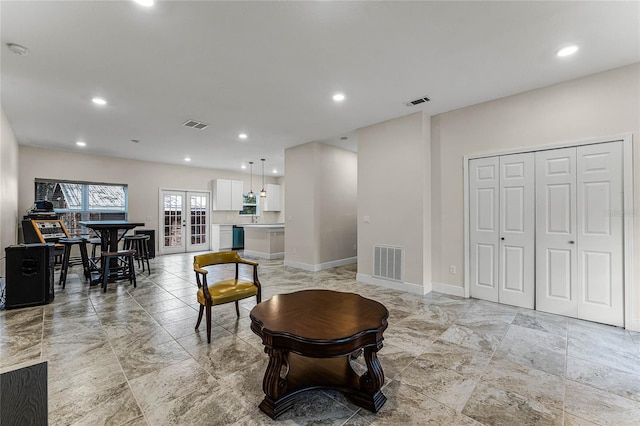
[463,134,635,330]
[158,187,212,255]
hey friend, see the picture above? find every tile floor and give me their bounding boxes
[1,253,640,425]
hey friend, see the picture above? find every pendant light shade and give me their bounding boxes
[260,158,267,198]
[248,162,255,198]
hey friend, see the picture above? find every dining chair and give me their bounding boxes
[193,251,262,343]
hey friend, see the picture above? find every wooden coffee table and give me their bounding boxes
[250,289,389,419]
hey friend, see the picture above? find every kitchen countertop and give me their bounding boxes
[242,223,285,229]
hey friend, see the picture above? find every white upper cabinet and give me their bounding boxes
[212,179,244,211]
[231,180,243,211]
[262,183,282,211]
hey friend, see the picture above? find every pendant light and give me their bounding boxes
[260,158,267,198]
[248,161,255,198]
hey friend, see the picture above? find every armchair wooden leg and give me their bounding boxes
[235,300,240,318]
[205,303,212,344]
[195,305,204,330]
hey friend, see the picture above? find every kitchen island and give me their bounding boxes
[242,224,284,259]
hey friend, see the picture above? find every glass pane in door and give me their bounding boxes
[163,194,183,248]
[190,194,207,245]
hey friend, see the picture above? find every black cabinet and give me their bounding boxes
[5,244,55,309]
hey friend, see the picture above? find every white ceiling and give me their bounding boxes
[2,1,638,177]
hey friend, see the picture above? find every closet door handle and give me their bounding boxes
[569,240,575,244]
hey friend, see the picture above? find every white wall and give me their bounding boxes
[283,142,317,266]
[357,112,428,293]
[431,63,640,326]
[284,142,357,270]
[318,143,358,265]
[18,146,282,254]
[0,107,19,277]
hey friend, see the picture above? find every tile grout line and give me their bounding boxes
[562,318,568,426]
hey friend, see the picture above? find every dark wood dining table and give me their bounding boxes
[79,220,145,253]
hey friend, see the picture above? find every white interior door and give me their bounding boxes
[469,157,500,303]
[499,153,535,309]
[536,147,577,317]
[576,142,623,326]
[160,190,210,254]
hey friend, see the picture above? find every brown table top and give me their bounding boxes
[250,290,388,353]
[78,220,145,230]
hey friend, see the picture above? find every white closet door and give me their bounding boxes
[536,148,578,317]
[576,142,623,326]
[469,157,500,303]
[499,153,535,309]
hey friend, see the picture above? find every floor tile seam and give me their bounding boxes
[562,325,569,425]
[105,330,151,426]
[566,351,640,376]
[565,377,640,408]
[172,330,222,384]
[461,322,512,415]
[318,389,361,417]
[565,370,640,406]
[131,360,214,416]
[40,305,45,364]
[339,411,363,426]
[563,411,606,426]
[234,333,264,355]
[393,375,470,415]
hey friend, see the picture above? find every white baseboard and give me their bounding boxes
[356,273,425,295]
[284,256,357,272]
[243,250,284,260]
[432,282,466,297]
[629,319,640,332]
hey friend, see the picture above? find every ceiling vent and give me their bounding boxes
[182,119,209,130]
[405,96,430,107]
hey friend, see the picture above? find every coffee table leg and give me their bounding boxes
[349,346,387,412]
[259,348,291,419]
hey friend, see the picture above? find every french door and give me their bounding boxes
[160,190,210,254]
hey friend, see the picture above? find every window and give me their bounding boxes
[238,193,260,216]
[34,180,128,236]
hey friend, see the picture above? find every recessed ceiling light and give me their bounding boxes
[184,157,191,162]
[6,43,29,56]
[241,164,247,169]
[76,141,86,147]
[557,45,579,57]
[133,0,154,6]
[272,169,278,174]
[333,93,345,102]
[239,133,248,140]
[92,97,107,106]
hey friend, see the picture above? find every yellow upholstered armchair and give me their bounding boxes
[193,251,262,343]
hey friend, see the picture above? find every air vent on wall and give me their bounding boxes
[182,119,209,130]
[405,96,430,107]
[373,245,404,282]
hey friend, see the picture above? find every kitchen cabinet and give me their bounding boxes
[211,224,233,251]
[212,179,243,211]
[262,184,282,211]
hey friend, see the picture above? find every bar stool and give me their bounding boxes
[88,237,102,259]
[100,250,137,292]
[58,237,91,289]
[123,234,151,274]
